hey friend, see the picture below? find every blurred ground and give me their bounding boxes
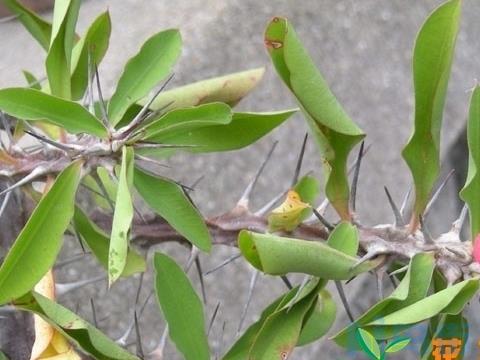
[1,0,480,359]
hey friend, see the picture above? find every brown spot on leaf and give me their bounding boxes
[264,39,283,49]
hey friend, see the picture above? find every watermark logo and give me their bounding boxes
[431,338,462,360]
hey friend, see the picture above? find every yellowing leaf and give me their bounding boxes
[268,190,310,232]
[30,272,81,360]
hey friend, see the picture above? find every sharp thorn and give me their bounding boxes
[207,302,221,337]
[133,142,200,149]
[424,169,455,220]
[122,73,175,135]
[286,275,310,312]
[134,154,170,168]
[55,275,105,297]
[376,269,385,300]
[90,298,98,328]
[291,133,308,187]
[388,265,408,277]
[91,172,115,213]
[148,325,169,359]
[351,251,382,270]
[188,175,205,191]
[254,190,288,216]
[0,190,12,220]
[94,62,110,127]
[400,186,412,217]
[0,14,19,23]
[24,130,75,152]
[134,310,144,358]
[419,216,434,244]
[452,204,468,234]
[383,186,405,226]
[204,253,242,276]
[350,141,365,213]
[312,208,334,231]
[335,280,355,322]
[86,51,95,114]
[55,252,90,269]
[0,112,14,147]
[0,166,48,196]
[185,246,200,272]
[237,270,259,334]
[237,141,278,208]
[195,256,207,304]
[216,321,226,360]
[280,275,293,290]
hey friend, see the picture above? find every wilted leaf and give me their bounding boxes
[141,102,232,142]
[238,230,381,280]
[268,190,310,232]
[402,0,462,220]
[134,167,211,252]
[0,88,108,137]
[3,0,52,50]
[15,292,139,359]
[71,11,111,100]
[265,17,364,220]
[143,67,265,110]
[460,86,480,241]
[0,161,82,305]
[108,29,182,125]
[73,207,145,277]
[108,147,134,285]
[153,253,210,360]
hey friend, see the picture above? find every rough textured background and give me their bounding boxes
[1,0,479,359]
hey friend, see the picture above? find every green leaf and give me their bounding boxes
[0,350,7,360]
[294,175,320,206]
[143,67,265,110]
[356,328,381,360]
[71,11,112,100]
[133,167,211,252]
[22,70,41,90]
[108,29,182,125]
[332,253,435,348]
[141,102,232,142]
[265,17,365,220]
[139,110,295,155]
[73,206,145,277]
[154,253,209,360]
[368,278,479,326]
[0,88,108,137]
[0,161,81,305]
[46,0,81,98]
[108,147,134,285]
[238,230,381,280]
[3,0,52,51]
[15,291,139,359]
[460,86,480,239]
[420,314,468,360]
[402,0,462,219]
[224,281,322,360]
[296,289,336,346]
[385,337,411,354]
[327,221,359,257]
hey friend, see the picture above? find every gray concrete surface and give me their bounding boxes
[1,0,480,359]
